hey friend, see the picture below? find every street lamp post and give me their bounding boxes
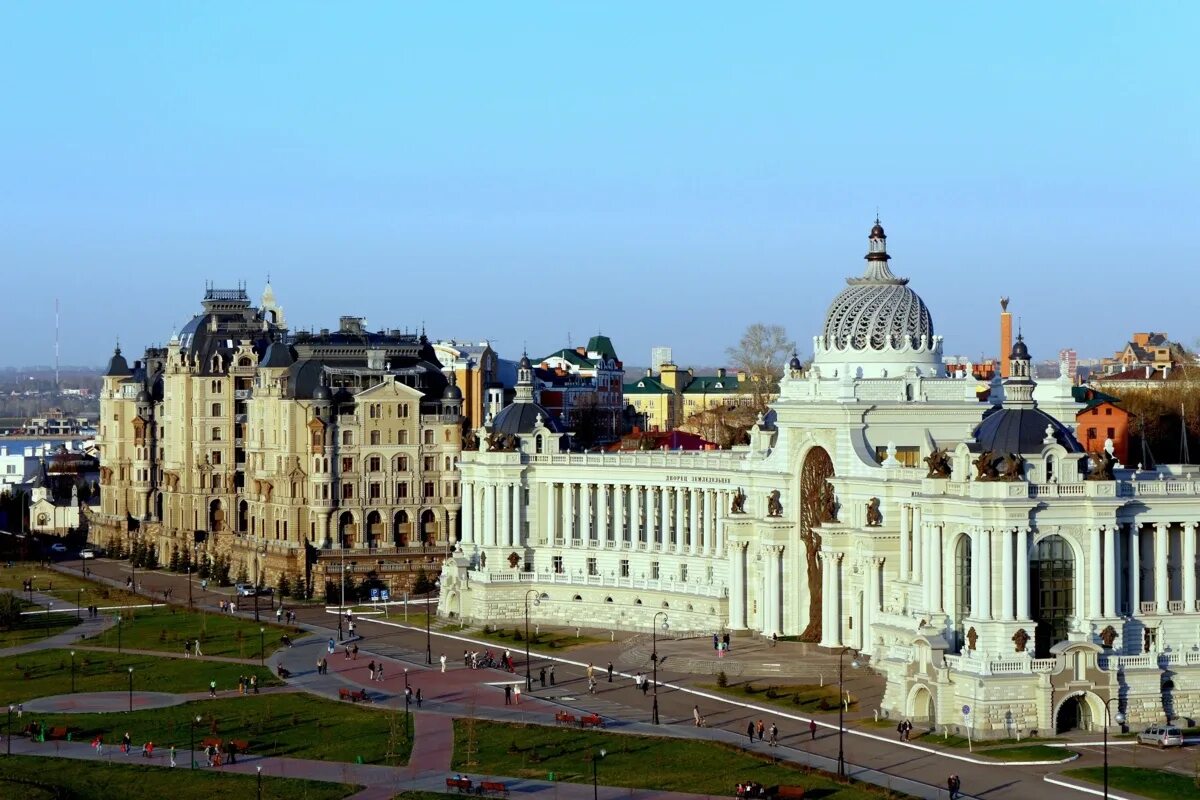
[253,561,260,622]
[187,566,193,608]
[259,627,265,667]
[592,747,607,800]
[127,667,134,713]
[190,715,201,769]
[1102,695,1127,799]
[116,614,122,653]
[44,602,51,639]
[70,651,75,693]
[6,705,12,756]
[76,588,81,620]
[256,765,263,800]
[404,668,410,739]
[836,647,861,779]
[426,580,438,665]
[524,589,540,690]
[651,612,669,725]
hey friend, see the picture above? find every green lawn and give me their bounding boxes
[0,563,144,608]
[0,649,279,705]
[703,680,858,713]
[1064,766,1200,799]
[29,693,411,765]
[0,607,79,647]
[0,754,357,800]
[975,744,1075,762]
[452,720,902,798]
[86,607,300,660]
[919,731,1064,750]
[460,624,608,651]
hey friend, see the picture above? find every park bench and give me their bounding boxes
[228,739,249,753]
[202,737,222,749]
[479,780,509,796]
[579,714,604,729]
[339,687,369,703]
[771,787,805,799]
[554,711,577,726]
[445,777,473,793]
[45,727,71,741]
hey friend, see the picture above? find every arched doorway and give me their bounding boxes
[208,500,225,532]
[394,510,410,547]
[154,493,163,522]
[798,446,836,641]
[1031,534,1075,658]
[421,509,438,546]
[1056,693,1095,733]
[238,500,248,533]
[338,511,356,548]
[954,534,972,653]
[909,685,934,723]
[366,511,383,548]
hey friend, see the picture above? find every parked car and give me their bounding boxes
[234,583,256,597]
[79,548,96,559]
[1137,725,1184,747]
[49,543,67,553]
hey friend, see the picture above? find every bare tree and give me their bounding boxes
[725,323,795,411]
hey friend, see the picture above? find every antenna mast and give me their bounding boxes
[55,298,60,390]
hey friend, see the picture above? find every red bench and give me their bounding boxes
[480,781,509,796]
[579,714,604,728]
[554,711,577,726]
[773,787,805,799]
[339,687,369,703]
[446,778,473,793]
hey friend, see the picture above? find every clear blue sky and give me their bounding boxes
[1,3,1196,369]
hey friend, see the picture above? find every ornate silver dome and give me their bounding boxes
[820,221,934,351]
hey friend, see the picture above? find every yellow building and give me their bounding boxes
[91,284,463,598]
[433,340,502,432]
[623,363,750,433]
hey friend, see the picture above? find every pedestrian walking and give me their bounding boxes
[351,644,359,660]
[693,705,701,726]
[514,685,521,704]
[607,661,613,682]
[169,744,176,767]
[947,774,961,800]
[368,661,377,681]
[549,665,555,685]
[416,687,422,707]
[328,638,336,654]
[640,675,649,696]
[141,741,154,757]
[250,674,258,694]
[771,632,778,647]
[504,685,512,705]
[588,676,597,695]
[209,679,217,698]
[756,719,765,742]
[194,639,203,657]
[376,663,385,682]
[769,723,778,747]
[121,731,132,755]
[276,607,283,623]
[809,720,817,740]
[183,640,191,658]
[440,653,447,673]
[713,633,719,651]
[746,721,755,743]
[93,736,103,756]
[539,666,546,687]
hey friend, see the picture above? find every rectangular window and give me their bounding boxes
[423,429,434,445]
[341,457,354,472]
[1107,427,1115,439]
[370,430,381,445]
[619,559,630,578]
[398,456,409,471]
[679,564,688,581]
[396,482,408,499]
[212,427,221,441]
[369,482,381,500]
[211,451,222,466]
[651,561,660,580]
[423,456,434,471]
[423,481,434,498]
[368,456,381,472]
[552,556,564,574]
[587,557,597,576]
[399,430,409,445]
[341,483,353,500]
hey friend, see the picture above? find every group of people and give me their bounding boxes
[182,638,204,657]
[236,674,259,695]
[366,660,387,682]
[712,631,733,658]
[463,649,513,671]
[217,599,238,614]
[632,672,651,695]
[745,718,780,747]
[275,607,297,625]
[90,733,177,765]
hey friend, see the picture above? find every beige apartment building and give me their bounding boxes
[90,284,463,597]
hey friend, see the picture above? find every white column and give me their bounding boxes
[511,483,521,547]
[1001,527,1014,621]
[833,554,844,646]
[912,515,924,582]
[483,483,497,548]
[716,491,727,554]
[1089,526,1103,619]
[544,483,557,544]
[630,486,641,545]
[1103,525,1117,617]
[729,542,746,629]
[597,484,609,543]
[932,525,945,613]
[613,484,624,545]
[819,552,833,646]
[1155,522,1169,614]
[674,488,685,554]
[1016,528,1030,619]
[658,488,669,551]
[563,483,574,542]
[699,490,709,555]
[580,482,592,543]
[498,482,511,549]
[461,481,475,545]
[976,528,992,619]
[899,504,911,580]
[1184,522,1197,613]
[688,490,699,555]
[1129,525,1141,614]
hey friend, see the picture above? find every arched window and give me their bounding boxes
[370,430,381,445]
[211,402,221,417]
[536,435,544,454]
[572,594,582,602]
[954,535,972,652]
[342,430,353,446]
[1031,535,1075,658]
[423,429,434,445]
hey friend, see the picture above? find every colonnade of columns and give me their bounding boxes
[459,481,524,548]
[539,482,732,555]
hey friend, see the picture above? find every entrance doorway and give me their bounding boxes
[1056,694,1094,733]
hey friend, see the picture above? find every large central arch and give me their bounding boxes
[798,446,835,642]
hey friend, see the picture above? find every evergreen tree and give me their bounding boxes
[276,572,291,599]
[168,546,180,573]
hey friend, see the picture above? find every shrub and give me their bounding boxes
[742,682,755,694]
[765,686,780,699]
[716,670,728,688]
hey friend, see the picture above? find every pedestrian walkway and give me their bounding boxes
[0,592,115,658]
[24,684,302,713]
[70,643,264,665]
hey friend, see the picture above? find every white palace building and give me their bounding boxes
[439,221,1200,737]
